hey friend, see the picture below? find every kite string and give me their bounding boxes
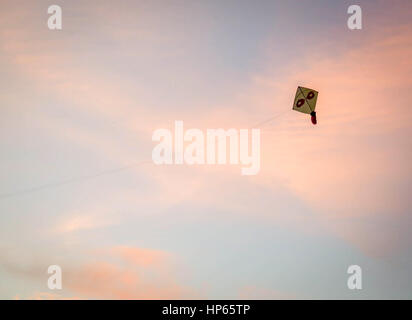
[0,109,288,199]
[250,109,289,129]
[0,160,152,199]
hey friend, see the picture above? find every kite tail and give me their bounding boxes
[310,111,317,125]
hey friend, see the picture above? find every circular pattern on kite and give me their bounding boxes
[296,99,305,108]
[307,91,315,100]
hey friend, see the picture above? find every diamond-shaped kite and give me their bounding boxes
[293,86,319,125]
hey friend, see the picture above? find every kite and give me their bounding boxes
[293,86,319,125]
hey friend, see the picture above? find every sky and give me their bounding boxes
[0,0,412,299]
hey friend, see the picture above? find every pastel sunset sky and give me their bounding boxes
[1,0,412,299]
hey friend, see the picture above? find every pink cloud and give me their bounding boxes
[66,261,190,299]
[250,24,412,256]
[2,245,198,300]
[110,246,170,268]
